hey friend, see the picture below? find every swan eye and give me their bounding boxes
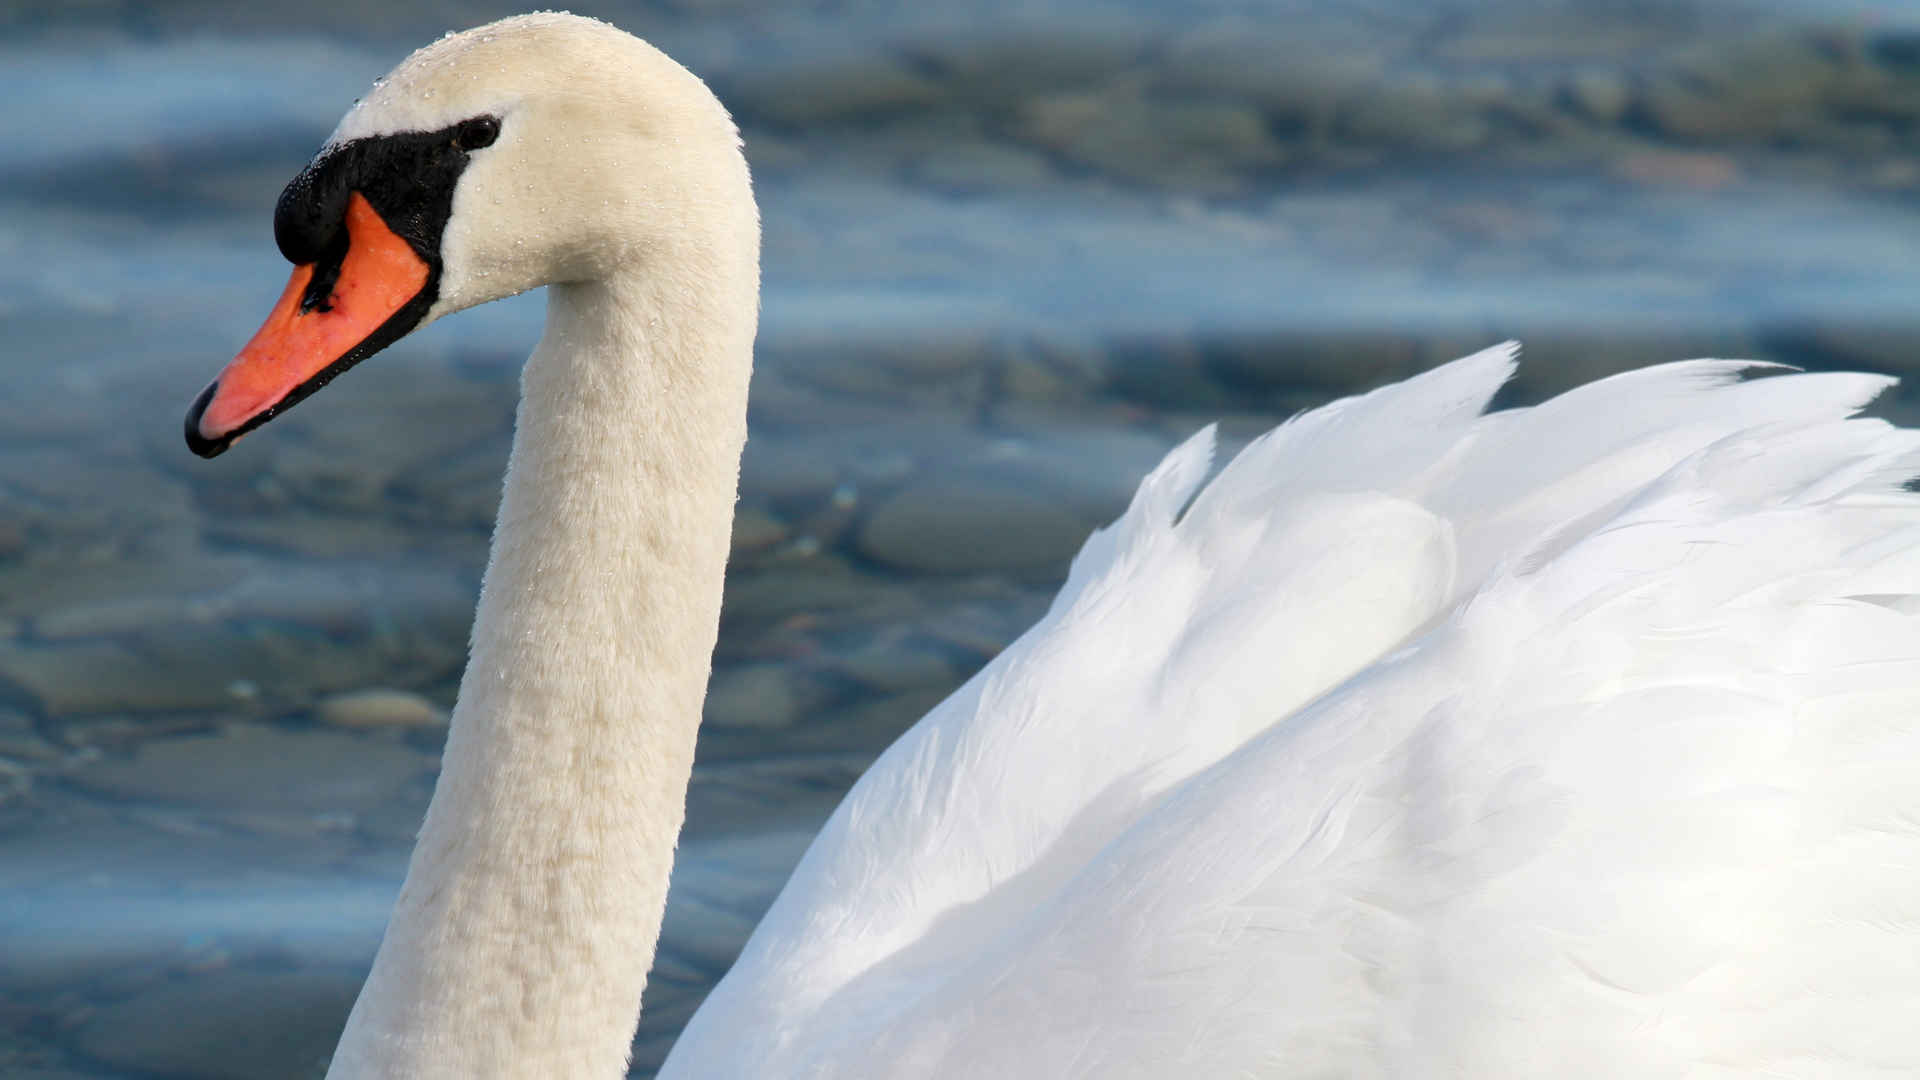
[452,116,501,151]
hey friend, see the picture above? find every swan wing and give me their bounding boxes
[665,348,1920,1077]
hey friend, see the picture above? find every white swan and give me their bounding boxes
[184,13,1920,1079]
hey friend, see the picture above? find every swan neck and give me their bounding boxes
[328,260,754,1077]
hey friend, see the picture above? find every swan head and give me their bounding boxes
[184,12,754,457]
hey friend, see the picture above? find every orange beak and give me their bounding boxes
[186,192,430,457]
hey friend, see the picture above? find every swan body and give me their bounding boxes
[676,349,1920,1078]
[181,13,1920,1079]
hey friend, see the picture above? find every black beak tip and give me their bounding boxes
[184,381,230,459]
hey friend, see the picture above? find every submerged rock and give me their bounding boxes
[728,506,791,557]
[836,636,958,695]
[857,480,1092,576]
[67,967,359,1080]
[703,664,802,731]
[313,688,446,730]
[0,642,244,717]
[64,725,432,817]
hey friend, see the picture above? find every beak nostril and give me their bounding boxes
[299,230,351,315]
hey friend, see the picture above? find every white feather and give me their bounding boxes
[280,18,1920,1077]
[667,348,1920,1078]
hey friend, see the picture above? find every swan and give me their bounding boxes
[182,13,1920,1079]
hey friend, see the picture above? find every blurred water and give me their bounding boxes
[3,1,1919,1076]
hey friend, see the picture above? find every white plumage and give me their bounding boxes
[204,14,1920,1078]
[669,345,1920,1078]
